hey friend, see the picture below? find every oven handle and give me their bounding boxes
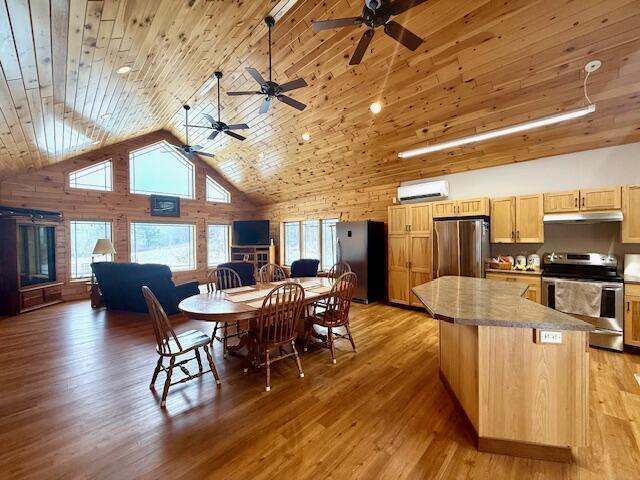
[591,328,622,336]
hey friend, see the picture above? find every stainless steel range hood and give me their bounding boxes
[543,211,623,224]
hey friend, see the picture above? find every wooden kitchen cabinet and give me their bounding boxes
[432,198,489,218]
[515,194,544,243]
[490,197,516,243]
[485,272,541,303]
[387,203,433,305]
[579,186,621,211]
[491,195,543,243]
[624,284,640,348]
[544,190,580,213]
[622,185,640,243]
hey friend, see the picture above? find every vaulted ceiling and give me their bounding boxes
[1,0,640,205]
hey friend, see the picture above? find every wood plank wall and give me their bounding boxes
[0,130,256,300]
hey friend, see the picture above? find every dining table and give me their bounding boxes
[178,276,336,353]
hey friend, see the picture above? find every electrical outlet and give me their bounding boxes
[537,330,562,344]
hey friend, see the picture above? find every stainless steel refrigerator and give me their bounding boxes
[433,219,490,278]
[336,221,385,303]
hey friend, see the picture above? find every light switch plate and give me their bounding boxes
[534,330,563,344]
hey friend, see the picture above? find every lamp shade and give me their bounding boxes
[92,238,116,256]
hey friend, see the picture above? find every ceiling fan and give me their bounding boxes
[171,105,215,158]
[187,72,250,142]
[312,0,427,65]
[227,16,308,114]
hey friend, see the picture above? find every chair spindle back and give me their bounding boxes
[258,263,287,282]
[207,267,243,292]
[142,286,181,354]
[323,272,357,326]
[328,262,351,279]
[257,283,305,346]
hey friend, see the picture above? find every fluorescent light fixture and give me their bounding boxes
[100,113,112,119]
[398,104,596,159]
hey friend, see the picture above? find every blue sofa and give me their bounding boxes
[290,258,320,278]
[91,262,199,314]
[216,261,257,286]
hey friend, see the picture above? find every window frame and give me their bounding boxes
[68,219,114,280]
[68,159,113,192]
[207,223,231,267]
[129,141,196,200]
[206,175,231,204]
[281,218,339,269]
[129,220,197,272]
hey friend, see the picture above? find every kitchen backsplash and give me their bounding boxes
[491,223,639,270]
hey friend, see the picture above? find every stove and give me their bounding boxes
[541,252,624,351]
[542,252,623,282]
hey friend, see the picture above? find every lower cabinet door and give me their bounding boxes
[388,234,410,304]
[625,294,640,348]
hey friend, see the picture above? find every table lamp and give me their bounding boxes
[91,239,116,282]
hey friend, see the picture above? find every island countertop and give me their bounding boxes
[412,276,593,331]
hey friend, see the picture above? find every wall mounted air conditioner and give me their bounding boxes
[397,180,449,204]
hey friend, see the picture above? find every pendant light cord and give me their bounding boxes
[217,76,221,122]
[268,23,272,83]
[583,70,592,105]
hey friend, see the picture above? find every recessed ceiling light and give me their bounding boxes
[258,152,265,159]
[117,65,131,74]
[100,113,112,119]
[302,132,311,142]
[370,101,382,114]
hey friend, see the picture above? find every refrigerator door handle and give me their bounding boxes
[336,238,341,263]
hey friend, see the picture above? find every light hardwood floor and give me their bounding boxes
[0,301,639,479]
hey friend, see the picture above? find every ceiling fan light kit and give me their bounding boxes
[399,61,601,159]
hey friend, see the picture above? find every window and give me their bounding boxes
[283,222,300,266]
[69,160,112,191]
[321,219,338,271]
[129,141,195,199]
[206,175,230,203]
[69,220,112,279]
[130,222,196,271]
[302,220,320,260]
[208,224,230,267]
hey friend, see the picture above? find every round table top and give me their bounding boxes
[178,277,335,322]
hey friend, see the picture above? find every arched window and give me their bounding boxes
[129,141,195,199]
[206,175,230,203]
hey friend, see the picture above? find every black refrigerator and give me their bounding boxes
[336,221,385,303]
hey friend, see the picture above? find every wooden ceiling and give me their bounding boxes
[1,0,640,205]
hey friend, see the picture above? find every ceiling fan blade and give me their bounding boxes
[203,113,216,125]
[349,29,374,65]
[227,91,262,96]
[279,78,308,93]
[383,21,423,51]
[208,131,220,141]
[226,123,250,130]
[259,97,271,114]
[246,67,267,86]
[224,130,246,141]
[312,17,363,32]
[186,124,213,130]
[191,145,203,151]
[390,0,429,16]
[194,150,215,158]
[277,95,307,111]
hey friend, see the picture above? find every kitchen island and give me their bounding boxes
[413,276,593,463]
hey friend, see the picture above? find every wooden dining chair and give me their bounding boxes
[142,286,221,407]
[258,263,287,282]
[304,272,357,364]
[245,283,306,392]
[327,262,351,278]
[207,267,244,358]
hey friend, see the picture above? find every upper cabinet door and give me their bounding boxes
[409,204,432,234]
[622,185,640,243]
[580,186,621,211]
[544,190,580,213]
[432,200,457,218]
[516,194,544,243]
[457,197,490,217]
[490,197,516,243]
[388,205,409,235]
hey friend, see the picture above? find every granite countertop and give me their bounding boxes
[412,276,593,331]
[485,268,542,276]
[625,275,640,285]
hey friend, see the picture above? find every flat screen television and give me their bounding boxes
[18,224,56,287]
[233,220,270,246]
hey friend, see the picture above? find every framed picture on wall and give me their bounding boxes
[150,195,180,217]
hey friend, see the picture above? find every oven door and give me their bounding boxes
[541,277,624,351]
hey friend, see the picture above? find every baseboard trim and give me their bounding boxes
[438,369,573,463]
